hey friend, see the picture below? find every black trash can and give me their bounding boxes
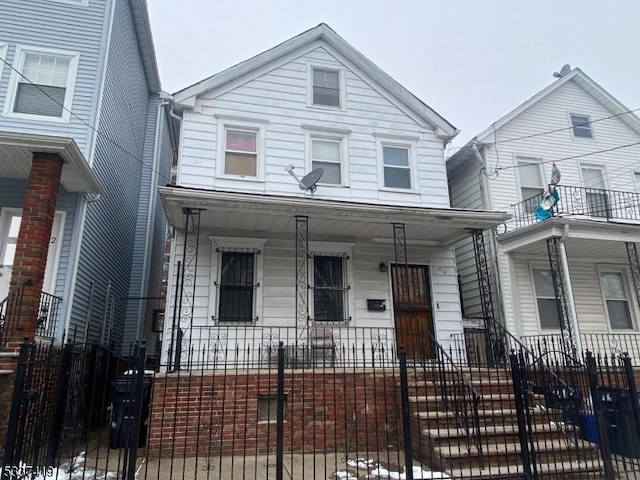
[599,387,640,458]
[109,371,154,449]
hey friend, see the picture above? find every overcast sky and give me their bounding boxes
[146,0,640,148]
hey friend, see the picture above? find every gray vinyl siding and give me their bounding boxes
[0,178,80,332]
[448,160,487,319]
[69,0,150,349]
[0,0,109,155]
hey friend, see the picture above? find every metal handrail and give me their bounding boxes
[0,279,31,348]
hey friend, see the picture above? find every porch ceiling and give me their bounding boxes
[0,132,101,193]
[498,217,640,259]
[159,186,511,245]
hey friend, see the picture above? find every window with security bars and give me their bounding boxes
[14,53,71,117]
[216,249,258,322]
[312,254,349,322]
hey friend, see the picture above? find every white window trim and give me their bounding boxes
[308,241,355,325]
[306,62,346,111]
[304,129,350,187]
[48,0,89,5]
[208,236,267,325]
[2,45,80,123]
[528,262,562,333]
[514,156,545,202]
[376,137,418,193]
[597,264,637,332]
[579,163,608,190]
[568,113,595,140]
[215,119,266,181]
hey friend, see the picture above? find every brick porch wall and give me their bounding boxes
[148,370,400,457]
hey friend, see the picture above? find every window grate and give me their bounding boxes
[215,248,259,323]
[310,253,350,323]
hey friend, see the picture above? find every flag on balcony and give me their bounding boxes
[535,163,561,221]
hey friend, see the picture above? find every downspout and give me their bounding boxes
[558,224,582,355]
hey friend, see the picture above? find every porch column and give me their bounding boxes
[546,237,581,357]
[471,228,502,365]
[7,153,63,347]
[625,242,640,314]
[295,216,309,343]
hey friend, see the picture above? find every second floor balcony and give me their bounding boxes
[512,184,640,230]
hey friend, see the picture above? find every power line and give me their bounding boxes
[0,55,171,183]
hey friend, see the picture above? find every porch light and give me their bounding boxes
[379,262,388,273]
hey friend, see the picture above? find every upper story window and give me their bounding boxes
[312,139,341,184]
[516,159,544,213]
[382,145,412,189]
[312,68,340,107]
[3,46,80,123]
[225,129,257,176]
[215,116,267,181]
[570,114,593,139]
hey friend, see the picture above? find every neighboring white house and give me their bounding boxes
[447,66,640,359]
[159,24,508,367]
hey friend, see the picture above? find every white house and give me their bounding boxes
[447,66,640,361]
[159,24,508,368]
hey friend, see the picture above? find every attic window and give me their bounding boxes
[312,68,340,107]
[570,114,593,139]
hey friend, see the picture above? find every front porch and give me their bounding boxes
[158,186,509,370]
[497,216,640,361]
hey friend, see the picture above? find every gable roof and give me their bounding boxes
[172,23,457,139]
[447,68,640,170]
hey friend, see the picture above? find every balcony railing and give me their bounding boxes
[512,184,640,229]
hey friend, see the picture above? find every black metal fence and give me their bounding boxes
[0,281,29,349]
[4,322,640,479]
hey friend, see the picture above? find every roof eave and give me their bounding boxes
[130,0,161,93]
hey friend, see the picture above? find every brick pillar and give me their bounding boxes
[6,152,63,348]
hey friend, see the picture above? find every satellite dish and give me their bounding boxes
[285,165,324,193]
[553,64,572,78]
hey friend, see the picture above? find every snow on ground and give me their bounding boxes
[30,452,117,480]
[337,458,451,480]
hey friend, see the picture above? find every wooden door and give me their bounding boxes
[391,264,434,359]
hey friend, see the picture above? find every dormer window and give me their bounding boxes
[312,68,340,107]
[570,114,593,139]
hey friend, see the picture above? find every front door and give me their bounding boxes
[391,264,434,359]
[0,209,64,301]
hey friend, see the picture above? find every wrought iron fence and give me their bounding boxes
[522,333,640,366]
[0,280,29,348]
[512,184,640,229]
[35,292,62,339]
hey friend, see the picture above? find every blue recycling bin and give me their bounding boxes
[580,412,599,443]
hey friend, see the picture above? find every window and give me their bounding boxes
[225,129,257,176]
[309,242,353,324]
[312,68,340,107]
[532,268,562,329]
[581,165,610,217]
[516,160,545,213]
[600,270,634,330]
[570,114,593,139]
[309,135,346,185]
[635,172,640,194]
[210,237,266,324]
[4,46,79,122]
[382,145,412,189]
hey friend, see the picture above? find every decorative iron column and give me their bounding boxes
[471,228,502,365]
[546,237,577,357]
[174,207,202,368]
[626,242,640,313]
[295,216,309,344]
[392,223,408,267]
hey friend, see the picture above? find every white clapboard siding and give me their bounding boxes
[177,45,449,208]
[165,232,463,347]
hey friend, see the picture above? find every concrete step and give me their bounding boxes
[447,458,603,479]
